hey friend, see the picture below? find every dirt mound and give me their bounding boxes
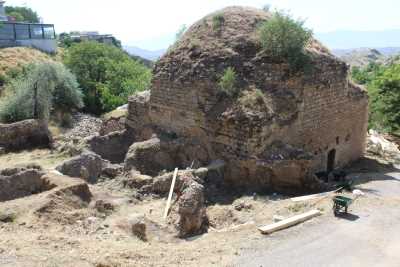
[33,174,93,224]
[156,6,331,83]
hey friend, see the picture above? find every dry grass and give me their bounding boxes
[0,47,56,77]
[0,149,68,170]
[102,108,127,120]
[238,88,268,111]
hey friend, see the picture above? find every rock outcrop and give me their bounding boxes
[0,166,50,202]
[176,173,208,237]
[56,151,104,183]
[124,137,175,176]
[0,119,52,151]
[88,130,135,163]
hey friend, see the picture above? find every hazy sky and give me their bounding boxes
[5,0,400,50]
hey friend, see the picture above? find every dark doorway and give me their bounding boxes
[327,149,336,173]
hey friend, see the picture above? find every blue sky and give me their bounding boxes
[6,0,400,50]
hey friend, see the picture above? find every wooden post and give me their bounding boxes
[164,168,178,219]
[33,81,38,119]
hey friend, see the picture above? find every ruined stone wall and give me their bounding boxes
[297,64,368,172]
[140,57,368,173]
[149,79,215,136]
[124,6,369,191]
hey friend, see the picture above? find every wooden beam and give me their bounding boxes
[290,188,343,202]
[163,168,178,219]
[258,210,322,234]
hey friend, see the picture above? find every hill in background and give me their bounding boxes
[124,46,166,61]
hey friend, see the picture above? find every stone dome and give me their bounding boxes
[127,6,368,192]
[154,6,335,86]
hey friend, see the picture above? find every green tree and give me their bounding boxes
[0,62,83,123]
[64,41,152,114]
[258,10,313,71]
[368,64,400,132]
[7,11,24,21]
[5,6,40,23]
[58,32,74,48]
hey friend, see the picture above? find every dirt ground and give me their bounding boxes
[0,151,399,267]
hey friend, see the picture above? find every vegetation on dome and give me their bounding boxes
[212,14,225,31]
[218,67,237,97]
[258,10,313,71]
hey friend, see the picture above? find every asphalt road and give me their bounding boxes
[236,171,400,267]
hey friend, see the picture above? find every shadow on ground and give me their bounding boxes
[334,212,360,221]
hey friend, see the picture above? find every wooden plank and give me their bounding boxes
[290,188,343,202]
[258,210,322,234]
[163,168,178,219]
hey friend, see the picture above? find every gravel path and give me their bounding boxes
[236,171,400,267]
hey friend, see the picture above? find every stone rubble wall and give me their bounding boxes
[0,119,52,151]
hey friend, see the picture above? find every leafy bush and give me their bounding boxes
[218,67,237,96]
[0,62,83,123]
[64,41,151,114]
[212,14,225,30]
[258,11,313,71]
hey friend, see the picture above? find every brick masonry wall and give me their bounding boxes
[128,55,368,189]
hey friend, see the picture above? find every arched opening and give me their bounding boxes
[327,149,336,173]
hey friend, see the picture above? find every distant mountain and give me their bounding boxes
[332,47,400,67]
[376,47,400,56]
[316,29,400,50]
[128,54,154,68]
[332,48,385,67]
[124,46,166,61]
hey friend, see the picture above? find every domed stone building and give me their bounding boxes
[126,7,368,192]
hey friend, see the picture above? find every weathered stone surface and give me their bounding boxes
[101,163,123,178]
[367,130,400,160]
[0,167,50,202]
[100,117,126,136]
[124,137,175,176]
[127,213,147,241]
[122,171,153,189]
[126,91,152,139]
[88,130,135,163]
[56,151,104,183]
[94,199,115,214]
[177,173,208,237]
[0,119,52,151]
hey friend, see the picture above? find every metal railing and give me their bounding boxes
[0,22,55,40]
